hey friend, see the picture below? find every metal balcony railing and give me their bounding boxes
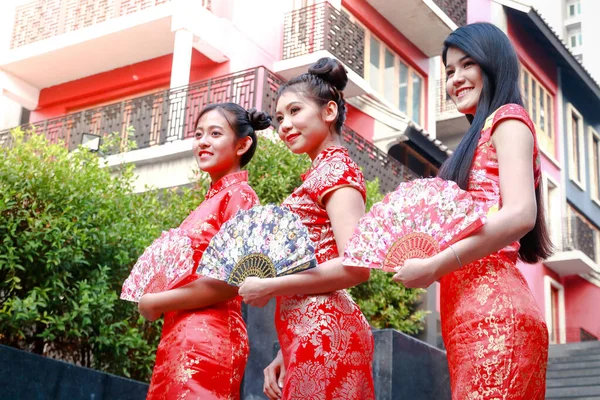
[10,0,210,49]
[0,67,282,153]
[432,0,467,27]
[0,66,415,192]
[435,78,458,116]
[562,215,598,262]
[282,2,365,77]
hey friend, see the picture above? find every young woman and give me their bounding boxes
[239,57,375,400]
[138,103,271,399]
[392,23,552,399]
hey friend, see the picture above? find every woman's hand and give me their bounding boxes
[392,257,439,288]
[138,293,162,321]
[263,350,286,399]
[239,277,274,307]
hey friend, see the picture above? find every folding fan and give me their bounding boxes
[120,228,194,302]
[197,204,317,286]
[343,177,488,272]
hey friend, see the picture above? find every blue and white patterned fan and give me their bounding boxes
[197,205,317,286]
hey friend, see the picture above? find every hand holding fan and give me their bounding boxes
[120,228,194,302]
[197,205,317,285]
[343,177,488,272]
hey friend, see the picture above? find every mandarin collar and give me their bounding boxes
[205,170,248,199]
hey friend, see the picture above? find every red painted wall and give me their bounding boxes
[346,104,375,142]
[564,276,600,341]
[32,50,222,122]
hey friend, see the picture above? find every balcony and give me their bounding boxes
[0,67,416,194]
[366,0,462,57]
[435,78,468,150]
[0,67,281,152]
[274,2,369,98]
[1,0,219,89]
[545,216,599,277]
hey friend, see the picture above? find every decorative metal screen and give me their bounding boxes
[1,67,419,191]
[282,3,365,77]
[564,215,598,262]
[342,127,418,193]
[10,0,211,48]
[0,67,276,154]
[432,0,467,27]
[436,79,457,115]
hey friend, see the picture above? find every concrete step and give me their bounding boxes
[549,342,600,357]
[547,368,600,379]
[545,385,600,398]
[547,360,600,371]
[549,354,600,364]
[547,376,600,388]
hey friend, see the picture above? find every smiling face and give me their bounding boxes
[445,46,484,116]
[275,90,339,160]
[192,109,248,183]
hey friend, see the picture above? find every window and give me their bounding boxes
[364,32,424,125]
[521,68,555,156]
[590,127,600,202]
[567,0,581,17]
[567,104,585,188]
[567,26,583,51]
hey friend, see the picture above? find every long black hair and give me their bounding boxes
[437,22,553,263]
[195,103,271,167]
[275,57,348,135]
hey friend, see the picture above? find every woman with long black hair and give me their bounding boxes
[393,23,552,399]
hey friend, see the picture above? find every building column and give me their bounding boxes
[428,56,441,139]
[170,28,193,89]
[0,70,39,130]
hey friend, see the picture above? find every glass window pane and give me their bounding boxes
[523,72,530,111]
[531,80,537,123]
[547,93,553,139]
[399,62,408,114]
[572,113,580,181]
[412,72,422,124]
[569,4,575,16]
[369,36,381,92]
[539,86,545,131]
[384,49,395,103]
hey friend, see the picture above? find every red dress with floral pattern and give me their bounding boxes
[275,146,375,400]
[440,105,549,399]
[147,171,259,400]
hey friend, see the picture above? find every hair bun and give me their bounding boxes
[248,108,272,131]
[308,57,348,91]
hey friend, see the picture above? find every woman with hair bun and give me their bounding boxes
[138,103,271,400]
[240,58,375,400]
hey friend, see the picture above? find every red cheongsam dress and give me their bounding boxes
[147,171,259,400]
[440,104,549,399]
[276,146,375,400]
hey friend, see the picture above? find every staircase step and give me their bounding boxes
[549,342,600,357]
[547,360,600,371]
[547,376,600,388]
[545,385,600,398]
[549,354,600,364]
[547,368,600,379]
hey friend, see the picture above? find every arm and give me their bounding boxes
[394,119,537,288]
[239,187,370,304]
[139,278,239,321]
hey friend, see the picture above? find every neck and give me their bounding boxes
[307,134,342,161]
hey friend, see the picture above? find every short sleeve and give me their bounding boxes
[306,153,366,207]
[489,103,541,187]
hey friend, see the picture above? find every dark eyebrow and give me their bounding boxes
[446,54,472,70]
[276,101,303,115]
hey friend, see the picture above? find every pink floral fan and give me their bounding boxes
[343,178,487,272]
[120,228,194,302]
